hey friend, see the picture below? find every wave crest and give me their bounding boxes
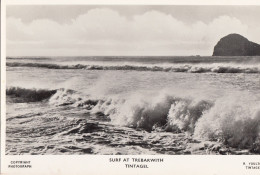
[194,97,260,150]
[167,100,213,132]
[6,87,57,103]
[7,62,260,73]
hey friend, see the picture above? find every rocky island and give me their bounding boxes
[213,33,260,56]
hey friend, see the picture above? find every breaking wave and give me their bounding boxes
[7,87,260,151]
[6,87,57,103]
[194,96,260,151]
[6,62,260,73]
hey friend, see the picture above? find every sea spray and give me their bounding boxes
[91,91,260,150]
[108,93,174,130]
[7,86,260,150]
[194,94,260,149]
[167,100,212,132]
[49,88,81,106]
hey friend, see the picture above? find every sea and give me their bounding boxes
[5,56,260,155]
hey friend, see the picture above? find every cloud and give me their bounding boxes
[6,8,251,56]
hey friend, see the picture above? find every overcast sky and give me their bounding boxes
[6,5,260,56]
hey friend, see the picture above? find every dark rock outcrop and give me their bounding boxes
[213,33,260,56]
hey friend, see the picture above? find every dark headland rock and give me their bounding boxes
[213,33,260,56]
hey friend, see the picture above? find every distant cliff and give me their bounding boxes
[213,34,260,56]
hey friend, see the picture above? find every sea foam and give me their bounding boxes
[6,86,260,151]
[6,62,260,73]
[194,95,260,149]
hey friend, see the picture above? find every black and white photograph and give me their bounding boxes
[2,1,260,174]
[4,4,260,157]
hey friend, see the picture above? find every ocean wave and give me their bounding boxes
[46,88,214,132]
[194,97,260,150]
[106,93,260,152]
[46,88,260,150]
[6,87,260,151]
[6,87,57,103]
[6,62,260,73]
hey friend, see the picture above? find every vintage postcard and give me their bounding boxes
[1,0,260,174]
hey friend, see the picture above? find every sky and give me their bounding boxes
[6,5,260,56]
